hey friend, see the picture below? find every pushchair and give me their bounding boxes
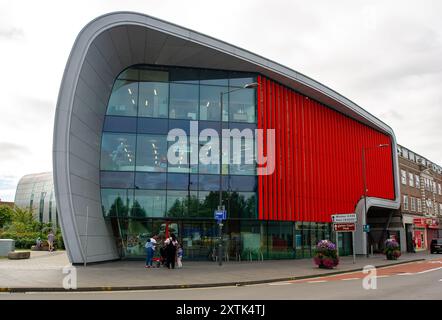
[151,247,167,268]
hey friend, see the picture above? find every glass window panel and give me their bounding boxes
[199,174,228,191]
[239,220,266,260]
[199,85,228,121]
[167,173,189,190]
[166,190,188,217]
[230,176,257,192]
[137,118,169,134]
[197,191,219,218]
[229,88,256,123]
[168,119,190,135]
[139,69,169,82]
[136,134,168,172]
[103,116,137,133]
[134,189,166,218]
[229,73,255,88]
[198,139,220,175]
[229,192,256,219]
[267,221,294,259]
[124,220,153,257]
[181,220,217,260]
[138,82,169,118]
[302,223,311,258]
[170,67,199,84]
[169,83,198,120]
[134,172,166,189]
[200,69,228,86]
[100,171,134,189]
[167,136,190,173]
[229,137,256,175]
[101,188,133,217]
[101,133,136,171]
[107,80,138,116]
[117,68,139,81]
[229,122,256,131]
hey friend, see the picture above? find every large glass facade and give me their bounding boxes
[100,65,340,260]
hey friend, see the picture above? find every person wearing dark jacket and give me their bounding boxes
[165,233,178,269]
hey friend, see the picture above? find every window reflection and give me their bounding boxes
[199,85,228,122]
[101,133,136,171]
[229,89,255,123]
[102,66,258,221]
[101,188,133,217]
[134,189,166,218]
[229,137,256,175]
[167,136,191,173]
[169,83,198,120]
[107,80,138,116]
[166,190,188,217]
[138,82,168,118]
[136,134,168,172]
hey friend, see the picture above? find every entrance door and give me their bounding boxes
[414,230,423,250]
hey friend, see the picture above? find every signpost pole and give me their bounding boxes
[215,207,225,266]
[352,231,356,264]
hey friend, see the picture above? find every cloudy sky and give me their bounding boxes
[0,0,441,201]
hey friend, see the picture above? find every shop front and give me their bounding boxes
[413,218,427,251]
[113,218,336,261]
[426,218,440,242]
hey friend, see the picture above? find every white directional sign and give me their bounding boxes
[331,214,357,223]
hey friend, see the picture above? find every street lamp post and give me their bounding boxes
[362,143,389,258]
[217,82,259,266]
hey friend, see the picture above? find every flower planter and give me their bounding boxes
[384,239,401,260]
[313,240,339,269]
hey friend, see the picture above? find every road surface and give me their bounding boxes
[1,258,441,300]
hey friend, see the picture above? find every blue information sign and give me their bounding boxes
[214,210,227,222]
[363,224,370,233]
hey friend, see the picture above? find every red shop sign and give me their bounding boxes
[413,218,426,228]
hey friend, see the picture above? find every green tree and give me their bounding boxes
[109,196,129,217]
[131,200,146,218]
[0,205,13,228]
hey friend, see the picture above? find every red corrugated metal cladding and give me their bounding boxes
[257,76,395,223]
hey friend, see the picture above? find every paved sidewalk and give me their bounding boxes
[0,251,432,292]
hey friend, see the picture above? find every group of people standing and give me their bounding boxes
[145,233,183,269]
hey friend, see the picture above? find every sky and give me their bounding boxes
[0,0,441,201]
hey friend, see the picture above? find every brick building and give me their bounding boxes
[398,145,442,252]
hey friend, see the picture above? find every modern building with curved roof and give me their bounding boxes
[54,12,400,264]
[14,172,58,225]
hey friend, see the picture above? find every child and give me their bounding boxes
[177,245,183,268]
